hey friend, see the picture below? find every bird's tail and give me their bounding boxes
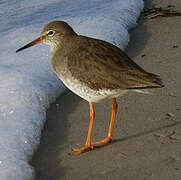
[146,73,164,88]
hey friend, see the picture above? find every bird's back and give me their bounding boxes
[52,35,163,91]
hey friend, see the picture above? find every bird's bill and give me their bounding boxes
[16,37,43,53]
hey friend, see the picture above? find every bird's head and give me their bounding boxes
[16,21,77,53]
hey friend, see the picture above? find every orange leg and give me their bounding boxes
[92,98,118,146]
[73,102,95,154]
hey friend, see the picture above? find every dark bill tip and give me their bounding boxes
[16,37,43,53]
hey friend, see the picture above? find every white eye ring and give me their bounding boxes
[47,30,55,36]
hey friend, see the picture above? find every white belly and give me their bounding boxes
[59,76,128,102]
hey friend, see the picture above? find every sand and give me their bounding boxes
[31,0,181,179]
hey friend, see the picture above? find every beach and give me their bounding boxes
[31,0,181,179]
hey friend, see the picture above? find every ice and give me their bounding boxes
[0,0,143,179]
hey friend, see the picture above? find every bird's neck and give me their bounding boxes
[51,35,76,54]
[50,43,59,56]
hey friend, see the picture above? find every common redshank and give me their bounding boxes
[16,21,164,154]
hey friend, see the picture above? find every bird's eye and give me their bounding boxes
[47,30,55,36]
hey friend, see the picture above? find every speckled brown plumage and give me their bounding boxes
[51,33,163,91]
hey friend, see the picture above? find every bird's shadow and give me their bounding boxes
[113,121,181,144]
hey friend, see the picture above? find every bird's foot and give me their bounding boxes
[72,144,94,154]
[92,136,113,147]
[71,136,113,154]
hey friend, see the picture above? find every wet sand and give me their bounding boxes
[31,0,181,179]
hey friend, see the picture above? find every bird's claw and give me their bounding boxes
[72,144,94,154]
